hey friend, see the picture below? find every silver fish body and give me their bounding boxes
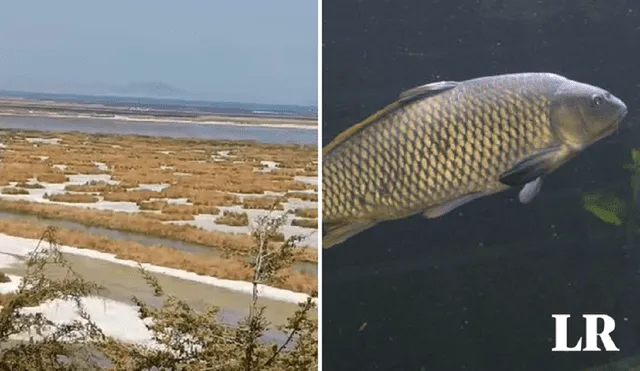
[322,72,627,248]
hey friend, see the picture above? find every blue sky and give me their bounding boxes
[0,0,317,105]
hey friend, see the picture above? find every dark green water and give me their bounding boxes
[322,0,640,370]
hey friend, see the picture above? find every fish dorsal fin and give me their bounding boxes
[323,100,404,156]
[397,80,459,104]
[323,80,459,156]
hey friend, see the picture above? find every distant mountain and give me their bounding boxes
[111,82,189,98]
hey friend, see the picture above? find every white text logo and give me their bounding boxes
[551,314,619,352]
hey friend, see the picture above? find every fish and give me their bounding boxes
[322,72,628,248]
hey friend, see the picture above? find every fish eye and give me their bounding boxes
[590,94,604,107]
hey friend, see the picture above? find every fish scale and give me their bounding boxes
[323,73,627,248]
[327,78,545,216]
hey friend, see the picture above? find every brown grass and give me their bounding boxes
[0,272,10,283]
[138,200,220,216]
[0,200,317,263]
[64,164,107,175]
[1,187,29,195]
[65,181,123,193]
[0,130,318,257]
[37,173,69,183]
[215,211,249,226]
[161,204,220,215]
[138,200,168,211]
[15,182,44,189]
[291,219,318,229]
[0,219,316,294]
[286,191,318,202]
[0,130,318,200]
[295,208,318,218]
[44,193,99,203]
[102,190,162,203]
[138,212,195,221]
[243,197,285,210]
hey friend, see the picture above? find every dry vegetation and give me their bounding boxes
[0,199,317,263]
[295,208,318,219]
[15,182,44,189]
[0,217,318,370]
[243,197,285,210]
[286,192,318,202]
[37,173,69,183]
[216,210,250,226]
[0,218,315,294]
[0,130,319,265]
[292,219,318,229]
[0,131,317,194]
[1,187,29,195]
[65,181,126,193]
[44,192,99,203]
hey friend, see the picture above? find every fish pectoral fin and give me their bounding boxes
[397,81,459,104]
[499,146,564,187]
[322,219,378,249]
[422,192,485,219]
[518,177,543,204]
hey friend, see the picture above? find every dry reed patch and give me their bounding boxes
[0,163,55,183]
[118,180,140,188]
[0,272,11,283]
[269,168,314,177]
[15,182,44,189]
[294,208,318,218]
[243,197,285,210]
[44,193,99,203]
[102,190,163,202]
[1,130,317,196]
[0,219,317,294]
[0,200,317,263]
[291,219,318,229]
[37,173,69,183]
[1,187,29,195]
[287,192,318,202]
[110,170,173,185]
[140,212,195,221]
[135,198,222,216]
[65,181,124,193]
[215,211,249,226]
[161,204,220,216]
[64,165,108,175]
[161,187,242,206]
[138,200,168,211]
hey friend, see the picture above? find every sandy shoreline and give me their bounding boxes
[0,97,317,130]
[0,111,318,130]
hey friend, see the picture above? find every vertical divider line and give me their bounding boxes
[316,0,324,369]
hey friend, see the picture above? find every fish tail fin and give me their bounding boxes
[322,219,377,249]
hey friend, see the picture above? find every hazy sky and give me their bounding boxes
[0,0,317,105]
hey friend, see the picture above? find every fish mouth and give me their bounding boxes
[617,106,628,122]
[594,108,628,142]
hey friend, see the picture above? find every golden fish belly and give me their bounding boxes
[323,87,556,222]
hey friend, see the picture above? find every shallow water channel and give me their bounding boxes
[0,211,318,276]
